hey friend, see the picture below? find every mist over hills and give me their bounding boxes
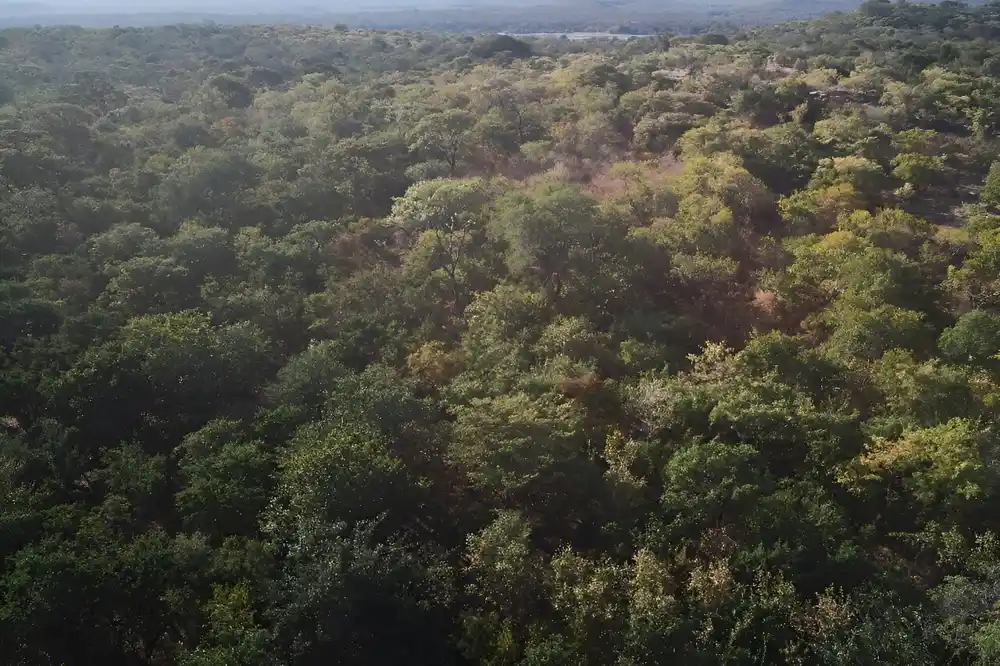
[0,0,863,31]
[0,0,831,9]
[9,0,485,11]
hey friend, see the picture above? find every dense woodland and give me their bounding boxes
[9,0,1000,663]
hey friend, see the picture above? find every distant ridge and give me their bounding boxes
[0,0,864,31]
[0,1,55,14]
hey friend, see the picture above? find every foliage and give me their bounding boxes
[6,4,1000,665]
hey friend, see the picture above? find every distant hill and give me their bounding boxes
[0,0,53,13]
[0,0,863,31]
[1,0,546,12]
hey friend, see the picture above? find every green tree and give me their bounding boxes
[391,177,499,312]
[175,420,277,541]
[891,152,948,191]
[939,310,1000,365]
[489,183,628,305]
[982,161,1000,209]
[409,109,477,176]
[54,311,271,453]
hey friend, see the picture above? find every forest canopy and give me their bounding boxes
[8,1,1000,664]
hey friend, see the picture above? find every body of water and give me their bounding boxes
[507,32,655,40]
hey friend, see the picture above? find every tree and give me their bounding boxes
[809,156,888,203]
[700,33,730,46]
[843,418,997,517]
[409,109,477,176]
[945,228,1000,310]
[265,418,454,665]
[779,183,863,235]
[391,177,499,312]
[99,256,198,316]
[275,419,419,528]
[489,183,622,303]
[460,511,548,664]
[175,420,277,541]
[982,161,1000,209]
[53,311,271,453]
[472,35,532,59]
[450,391,590,496]
[939,310,1000,365]
[672,152,775,229]
[658,439,770,543]
[180,584,277,666]
[823,302,933,361]
[155,148,259,228]
[210,75,255,109]
[742,123,820,194]
[891,152,947,191]
[264,341,348,414]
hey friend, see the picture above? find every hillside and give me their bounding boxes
[6,1,1000,664]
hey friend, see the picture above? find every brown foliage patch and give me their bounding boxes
[752,289,778,316]
[558,372,602,398]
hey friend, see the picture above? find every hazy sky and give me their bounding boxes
[1,0,470,9]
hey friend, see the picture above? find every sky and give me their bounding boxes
[0,0,477,10]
